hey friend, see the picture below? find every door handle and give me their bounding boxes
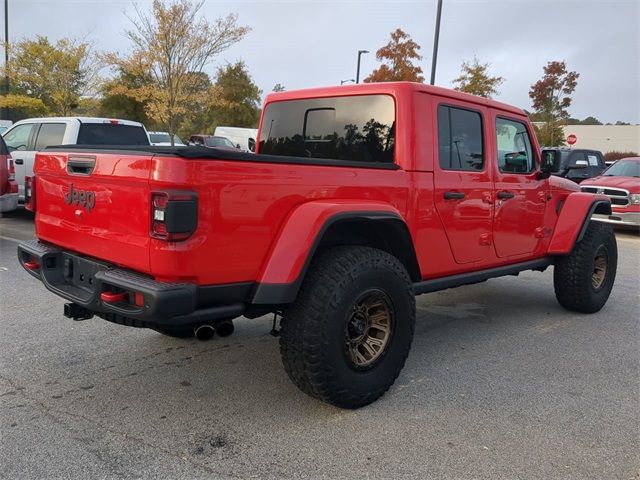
[14,158,24,165]
[497,191,515,200]
[444,191,466,200]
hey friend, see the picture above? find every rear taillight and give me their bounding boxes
[150,191,198,241]
[25,175,36,212]
[7,158,15,181]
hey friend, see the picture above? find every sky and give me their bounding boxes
[4,0,640,123]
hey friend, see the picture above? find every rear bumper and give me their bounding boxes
[0,193,18,213]
[592,212,640,227]
[17,240,245,326]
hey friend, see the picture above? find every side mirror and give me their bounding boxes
[540,149,560,173]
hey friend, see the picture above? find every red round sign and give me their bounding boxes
[567,134,577,145]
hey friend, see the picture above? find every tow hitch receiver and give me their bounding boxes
[64,303,94,321]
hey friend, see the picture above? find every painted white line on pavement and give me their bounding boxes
[0,235,22,244]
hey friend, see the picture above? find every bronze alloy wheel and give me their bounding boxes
[345,289,393,369]
[592,247,608,290]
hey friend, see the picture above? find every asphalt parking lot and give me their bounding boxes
[1,207,638,480]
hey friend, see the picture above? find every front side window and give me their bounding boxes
[437,105,484,171]
[259,94,395,163]
[3,123,35,152]
[496,118,535,173]
[35,123,66,150]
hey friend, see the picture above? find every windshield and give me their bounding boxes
[602,160,640,177]
[206,136,235,148]
[150,133,183,144]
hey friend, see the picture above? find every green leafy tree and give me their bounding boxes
[210,61,261,128]
[452,56,504,98]
[104,0,249,144]
[1,35,100,116]
[529,61,579,146]
[100,68,154,125]
[364,29,424,83]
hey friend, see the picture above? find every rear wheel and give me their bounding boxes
[554,221,617,313]
[279,246,415,409]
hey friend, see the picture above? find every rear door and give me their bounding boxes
[433,101,493,264]
[35,151,153,273]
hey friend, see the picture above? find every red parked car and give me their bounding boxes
[580,157,640,228]
[0,135,18,213]
[18,82,616,408]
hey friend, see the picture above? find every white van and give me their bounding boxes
[213,126,258,152]
[2,117,150,201]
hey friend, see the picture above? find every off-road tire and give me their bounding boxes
[279,246,415,409]
[554,221,617,313]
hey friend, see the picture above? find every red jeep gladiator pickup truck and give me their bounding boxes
[18,82,617,408]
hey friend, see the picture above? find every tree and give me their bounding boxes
[0,94,47,119]
[100,67,156,126]
[272,83,286,92]
[580,116,602,125]
[364,29,424,83]
[210,61,261,128]
[105,0,249,144]
[1,35,100,116]
[452,56,504,98]
[529,61,579,146]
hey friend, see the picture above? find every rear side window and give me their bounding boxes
[496,118,535,173]
[35,123,66,150]
[77,124,149,145]
[438,105,484,171]
[259,94,395,163]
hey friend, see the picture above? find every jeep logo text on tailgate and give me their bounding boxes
[64,183,96,212]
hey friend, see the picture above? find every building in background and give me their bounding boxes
[561,125,640,153]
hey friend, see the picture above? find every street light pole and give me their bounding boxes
[356,49,369,84]
[430,0,443,85]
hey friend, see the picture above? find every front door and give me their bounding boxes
[2,123,37,201]
[492,114,547,258]
[433,102,493,264]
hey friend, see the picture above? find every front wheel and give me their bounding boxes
[554,221,617,313]
[279,246,416,409]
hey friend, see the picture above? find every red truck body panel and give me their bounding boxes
[23,82,608,320]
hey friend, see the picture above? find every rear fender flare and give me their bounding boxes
[548,193,611,255]
[251,200,413,304]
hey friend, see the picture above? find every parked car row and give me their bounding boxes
[0,117,256,213]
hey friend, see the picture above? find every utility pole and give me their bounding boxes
[430,0,443,85]
[2,0,8,120]
[356,50,369,84]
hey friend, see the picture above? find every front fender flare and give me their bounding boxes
[251,200,404,304]
[548,192,611,255]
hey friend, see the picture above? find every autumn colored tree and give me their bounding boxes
[209,61,262,128]
[529,61,579,146]
[0,35,100,116]
[104,0,249,145]
[452,56,504,98]
[364,29,424,83]
[99,68,154,126]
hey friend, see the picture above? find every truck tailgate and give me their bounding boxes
[34,151,152,273]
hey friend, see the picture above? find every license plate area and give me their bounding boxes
[62,253,107,293]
